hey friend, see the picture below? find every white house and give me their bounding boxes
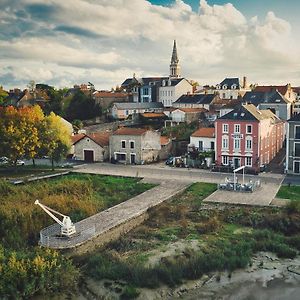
[190,127,215,152]
[158,78,193,107]
[170,108,207,124]
[215,77,250,100]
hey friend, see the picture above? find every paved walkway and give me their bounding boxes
[203,179,283,206]
[40,179,190,249]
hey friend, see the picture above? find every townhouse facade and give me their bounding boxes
[215,104,285,173]
[286,113,300,174]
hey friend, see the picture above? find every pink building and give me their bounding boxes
[215,104,284,173]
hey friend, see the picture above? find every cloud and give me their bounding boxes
[0,0,299,90]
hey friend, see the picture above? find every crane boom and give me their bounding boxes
[35,200,76,237]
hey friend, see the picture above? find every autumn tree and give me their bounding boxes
[38,113,71,170]
[0,86,8,105]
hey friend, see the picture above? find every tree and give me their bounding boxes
[38,113,71,170]
[0,106,43,168]
[27,80,36,93]
[0,86,8,105]
[72,119,83,134]
[65,90,101,121]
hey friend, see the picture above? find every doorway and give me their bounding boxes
[130,154,136,164]
[84,150,94,162]
[294,161,300,174]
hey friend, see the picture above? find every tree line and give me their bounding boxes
[0,105,71,169]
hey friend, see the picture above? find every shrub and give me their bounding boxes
[121,285,140,299]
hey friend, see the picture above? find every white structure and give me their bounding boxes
[35,200,76,237]
[159,78,193,107]
[190,127,215,152]
[215,77,251,100]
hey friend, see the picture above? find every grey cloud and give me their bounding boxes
[55,25,101,38]
[25,3,57,20]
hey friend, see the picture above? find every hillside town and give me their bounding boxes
[1,34,300,300]
[1,40,299,176]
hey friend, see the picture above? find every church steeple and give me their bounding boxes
[170,40,180,78]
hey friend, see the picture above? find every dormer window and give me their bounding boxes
[222,84,227,90]
[232,84,237,89]
[216,84,221,90]
[162,80,166,86]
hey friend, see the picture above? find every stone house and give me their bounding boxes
[170,108,207,124]
[111,102,163,120]
[71,132,111,162]
[286,113,300,174]
[109,128,161,164]
[92,91,129,110]
[173,94,220,110]
[190,128,215,152]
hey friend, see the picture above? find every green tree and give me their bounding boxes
[65,90,101,121]
[0,86,8,105]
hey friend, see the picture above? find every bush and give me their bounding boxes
[195,217,222,234]
[121,285,140,299]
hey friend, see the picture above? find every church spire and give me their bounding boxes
[170,40,180,78]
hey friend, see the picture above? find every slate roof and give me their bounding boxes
[113,102,163,109]
[218,78,240,89]
[112,127,148,136]
[121,77,187,88]
[174,108,208,113]
[242,90,289,106]
[174,94,216,105]
[191,127,215,138]
[218,104,263,121]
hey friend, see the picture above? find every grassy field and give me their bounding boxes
[0,173,155,298]
[276,185,300,201]
[82,182,300,298]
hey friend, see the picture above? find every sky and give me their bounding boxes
[1,0,300,90]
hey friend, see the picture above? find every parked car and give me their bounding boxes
[165,156,174,165]
[16,159,25,166]
[0,157,9,165]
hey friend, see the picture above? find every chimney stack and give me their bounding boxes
[243,76,247,89]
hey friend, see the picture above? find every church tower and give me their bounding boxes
[169,40,181,78]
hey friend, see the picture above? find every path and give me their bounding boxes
[39,179,190,250]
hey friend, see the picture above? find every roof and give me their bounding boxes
[112,127,148,136]
[191,127,215,138]
[174,108,207,113]
[254,85,290,95]
[243,90,289,105]
[160,136,171,146]
[289,113,300,122]
[71,132,111,147]
[113,102,163,110]
[121,77,168,87]
[140,112,166,118]
[93,91,128,98]
[218,104,264,121]
[218,78,240,89]
[174,94,216,105]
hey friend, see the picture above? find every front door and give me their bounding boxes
[130,154,136,164]
[211,141,215,150]
[294,161,300,174]
[84,150,94,162]
[234,157,241,168]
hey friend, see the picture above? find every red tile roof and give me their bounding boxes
[113,127,148,136]
[254,85,289,95]
[175,108,208,113]
[93,91,127,98]
[191,127,215,138]
[141,113,166,118]
[160,136,171,146]
[71,132,111,146]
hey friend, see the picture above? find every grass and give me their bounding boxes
[276,185,300,201]
[82,182,300,292]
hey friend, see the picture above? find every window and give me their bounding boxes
[234,139,240,150]
[223,93,226,99]
[234,124,240,133]
[223,124,228,133]
[121,140,126,149]
[295,143,300,157]
[199,141,203,151]
[222,137,228,149]
[116,153,126,161]
[245,157,252,167]
[143,88,149,95]
[130,141,135,149]
[295,126,300,139]
[222,155,228,165]
[246,138,252,150]
[246,125,252,134]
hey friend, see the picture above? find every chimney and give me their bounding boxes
[243,76,247,89]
